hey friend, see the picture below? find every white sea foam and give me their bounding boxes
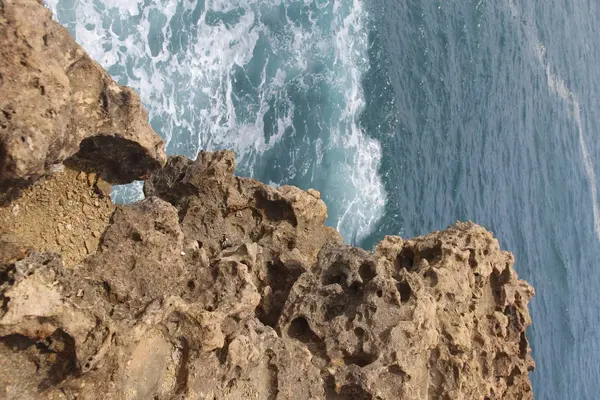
[329,0,385,241]
[44,0,386,243]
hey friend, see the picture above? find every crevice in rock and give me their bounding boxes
[266,350,280,400]
[519,332,529,359]
[288,316,329,363]
[254,190,297,227]
[396,280,412,303]
[387,364,407,377]
[395,246,415,271]
[359,261,376,283]
[343,351,378,368]
[174,337,190,395]
[65,136,162,184]
[418,241,443,263]
[256,259,304,328]
[1,329,78,390]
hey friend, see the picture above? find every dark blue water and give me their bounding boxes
[47,0,600,398]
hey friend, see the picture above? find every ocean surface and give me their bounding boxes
[45,0,600,398]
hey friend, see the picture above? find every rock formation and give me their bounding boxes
[0,0,535,399]
[0,0,166,203]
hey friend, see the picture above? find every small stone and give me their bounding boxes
[87,172,97,187]
[85,239,96,254]
[307,188,321,199]
[77,171,87,182]
[94,179,112,199]
[82,204,95,215]
[180,251,186,256]
[77,289,84,297]
[59,198,66,206]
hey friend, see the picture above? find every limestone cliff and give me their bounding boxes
[0,0,535,399]
[0,0,166,203]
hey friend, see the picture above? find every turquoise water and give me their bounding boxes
[46,0,600,398]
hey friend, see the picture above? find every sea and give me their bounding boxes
[45,0,600,398]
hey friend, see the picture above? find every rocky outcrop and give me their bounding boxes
[0,151,535,400]
[0,0,166,203]
[0,0,535,398]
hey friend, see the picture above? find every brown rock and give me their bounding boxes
[0,3,536,397]
[144,151,343,328]
[277,222,535,399]
[84,238,96,255]
[84,197,189,304]
[0,0,166,202]
[94,178,112,199]
[0,166,113,266]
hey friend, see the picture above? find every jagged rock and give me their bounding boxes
[0,0,166,202]
[187,318,325,399]
[0,152,535,399]
[84,197,189,304]
[0,1,536,396]
[145,151,343,328]
[278,222,535,399]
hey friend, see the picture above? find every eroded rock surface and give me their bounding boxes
[0,167,113,266]
[0,1,535,398]
[0,0,166,202]
[0,151,535,399]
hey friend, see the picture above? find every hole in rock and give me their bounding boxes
[323,260,348,286]
[358,262,376,283]
[343,352,378,368]
[0,334,37,350]
[354,327,365,338]
[395,247,415,271]
[468,249,477,268]
[257,260,303,328]
[338,384,373,400]
[396,281,412,303]
[65,136,162,184]
[387,364,407,377]
[288,317,314,344]
[254,190,297,227]
[131,232,142,242]
[418,242,442,263]
[423,269,439,287]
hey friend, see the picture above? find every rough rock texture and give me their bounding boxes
[0,0,166,203]
[0,152,535,400]
[0,167,113,266]
[0,2,535,398]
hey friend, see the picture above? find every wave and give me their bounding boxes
[45,0,386,243]
[504,0,600,242]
